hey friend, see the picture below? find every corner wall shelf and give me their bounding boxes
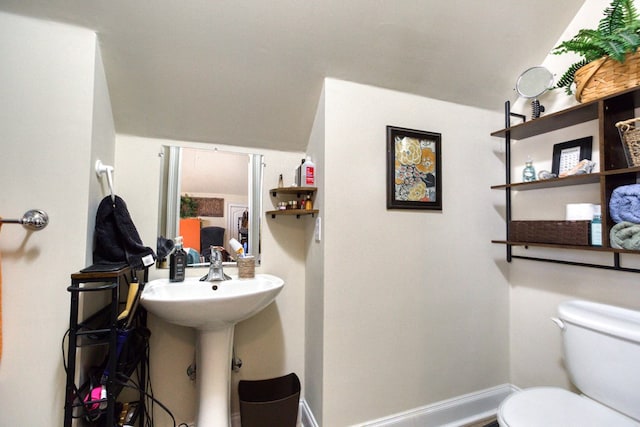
[267,186,318,218]
[269,186,316,197]
[266,209,319,218]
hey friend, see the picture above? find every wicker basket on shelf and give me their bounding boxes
[509,220,591,246]
[574,50,640,103]
[616,117,640,167]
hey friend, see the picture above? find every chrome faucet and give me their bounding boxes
[202,246,230,281]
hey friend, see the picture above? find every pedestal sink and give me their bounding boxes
[140,274,284,426]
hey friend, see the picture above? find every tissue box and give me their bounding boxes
[565,203,595,221]
[509,220,591,246]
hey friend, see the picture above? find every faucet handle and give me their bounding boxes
[210,246,224,261]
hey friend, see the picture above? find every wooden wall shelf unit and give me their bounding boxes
[267,186,318,218]
[492,86,640,272]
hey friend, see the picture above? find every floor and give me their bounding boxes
[464,416,498,427]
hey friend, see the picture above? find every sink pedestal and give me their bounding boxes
[195,326,235,426]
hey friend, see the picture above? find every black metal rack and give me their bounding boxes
[64,266,149,427]
[492,88,640,272]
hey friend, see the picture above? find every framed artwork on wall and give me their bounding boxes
[386,126,442,210]
[193,197,224,217]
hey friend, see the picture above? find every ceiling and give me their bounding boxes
[0,0,585,152]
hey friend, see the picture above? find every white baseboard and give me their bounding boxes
[224,384,516,427]
[300,398,320,427]
[353,384,518,427]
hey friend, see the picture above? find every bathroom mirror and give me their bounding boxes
[515,66,554,119]
[158,146,263,267]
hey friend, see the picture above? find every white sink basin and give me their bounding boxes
[141,273,284,331]
[141,273,285,426]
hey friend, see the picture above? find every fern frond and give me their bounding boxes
[615,29,640,48]
[620,0,639,27]
[555,59,590,95]
[599,0,625,36]
[596,35,629,61]
[554,29,608,58]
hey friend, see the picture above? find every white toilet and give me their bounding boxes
[497,300,640,427]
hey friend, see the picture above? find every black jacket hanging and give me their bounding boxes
[87,195,156,271]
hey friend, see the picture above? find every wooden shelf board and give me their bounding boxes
[270,186,317,196]
[491,173,600,190]
[266,209,319,218]
[491,101,599,140]
[492,240,640,254]
[491,168,640,190]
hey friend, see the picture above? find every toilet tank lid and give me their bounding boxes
[559,300,640,343]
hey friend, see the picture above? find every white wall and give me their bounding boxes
[2,2,630,425]
[114,135,308,425]
[0,12,113,426]
[305,85,326,424]
[508,0,640,391]
[309,79,510,426]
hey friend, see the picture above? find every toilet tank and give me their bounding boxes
[558,300,640,421]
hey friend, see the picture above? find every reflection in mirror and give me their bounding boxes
[515,66,554,119]
[158,146,263,267]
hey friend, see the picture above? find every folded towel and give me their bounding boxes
[609,184,640,223]
[610,221,640,250]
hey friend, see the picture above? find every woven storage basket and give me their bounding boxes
[509,220,591,246]
[616,117,640,167]
[574,50,640,103]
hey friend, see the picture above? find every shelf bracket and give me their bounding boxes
[512,254,640,273]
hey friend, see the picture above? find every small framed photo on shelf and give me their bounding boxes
[551,136,593,176]
[386,126,442,210]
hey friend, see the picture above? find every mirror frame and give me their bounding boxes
[515,66,554,99]
[158,146,263,266]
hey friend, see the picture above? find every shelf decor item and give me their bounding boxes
[615,117,640,166]
[551,136,593,176]
[386,126,442,210]
[553,0,640,102]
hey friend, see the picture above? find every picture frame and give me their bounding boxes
[193,197,224,217]
[386,126,442,210]
[551,136,593,176]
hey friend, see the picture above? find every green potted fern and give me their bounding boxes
[180,194,198,218]
[553,0,640,101]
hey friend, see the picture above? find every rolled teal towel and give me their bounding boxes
[610,221,640,250]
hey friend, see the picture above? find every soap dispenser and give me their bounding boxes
[169,236,186,282]
[591,205,602,246]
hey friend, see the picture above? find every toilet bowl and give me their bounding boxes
[497,300,640,427]
[497,387,639,427]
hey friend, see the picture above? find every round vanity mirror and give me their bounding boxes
[516,66,553,99]
[515,66,554,119]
